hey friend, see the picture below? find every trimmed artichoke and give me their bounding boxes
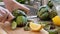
[37,6,50,20]
[37,2,57,20]
[16,16,27,27]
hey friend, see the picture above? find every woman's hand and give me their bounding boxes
[3,0,30,13]
[0,7,14,23]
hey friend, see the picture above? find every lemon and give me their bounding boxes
[52,16,60,26]
[29,22,43,32]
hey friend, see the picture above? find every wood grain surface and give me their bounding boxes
[0,22,49,34]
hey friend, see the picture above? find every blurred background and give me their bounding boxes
[0,0,49,9]
[0,0,60,15]
[0,0,60,9]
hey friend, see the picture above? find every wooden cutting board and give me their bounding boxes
[4,28,49,34]
[0,22,49,34]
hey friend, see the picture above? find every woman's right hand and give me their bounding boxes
[0,7,14,23]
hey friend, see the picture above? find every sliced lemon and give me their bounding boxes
[30,22,43,32]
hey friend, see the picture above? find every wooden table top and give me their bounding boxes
[0,23,49,34]
[0,21,49,34]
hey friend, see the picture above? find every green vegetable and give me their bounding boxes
[12,10,27,18]
[40,12,49,20]
[38,22,51,30]
[11,21,17,30]
[16,0,25,4]
[24,26,30,31]
[37,6,50,20]
[37,1,57,20]
[16,16,27,27]
[12,9,27,27]
[49,9,57,18]
[48,30,58,34]
[24,22,30,31]
[12,10,18,18]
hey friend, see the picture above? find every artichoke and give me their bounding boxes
[37,2,57,20]
[12,10,27,18]
[37,6,50,20]
[16,16,27,27]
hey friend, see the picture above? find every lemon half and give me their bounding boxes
[30,22,43,32]
[52,16,60,26]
